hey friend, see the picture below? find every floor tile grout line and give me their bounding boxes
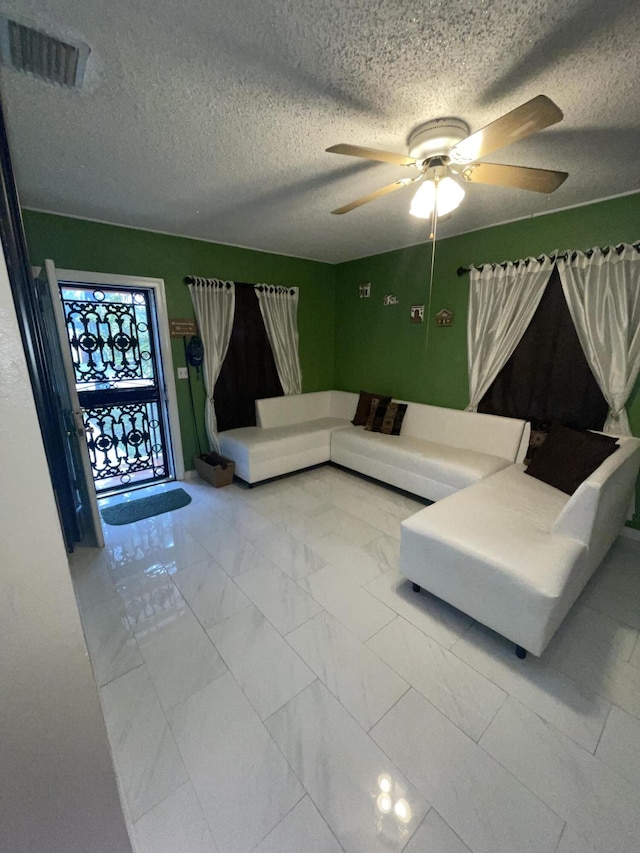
[428,806,477,853]
[207,609,316,722]
[447,629,617,753]
[377,688,566,852]
[97,660,189,832]
[362,613,400,648]
[365,684,413,736]
[475,698,588,840]
[591,702,614,756]
[569,601,640,660]
[284,611,411,731]
[245,791,308,853]
[259,674,416,849]
[363,585,471,650]
[552,821,569,853]
[546,653,639,722]
[163,668,308,850]
[97,660,146,691]
[365,614,512,744]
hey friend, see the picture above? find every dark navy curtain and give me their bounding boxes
[214,282,283,431]
[478,266,608,431]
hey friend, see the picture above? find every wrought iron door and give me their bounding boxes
[58,283,172,494]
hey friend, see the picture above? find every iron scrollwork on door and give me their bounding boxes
[60,284,169,492]
[82,402,166,486]
[63,289,154,388]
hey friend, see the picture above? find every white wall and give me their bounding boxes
[0,247,132,851]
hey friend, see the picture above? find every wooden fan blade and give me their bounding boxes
[449,95,564,164]
[326,143,417,167]
[331,177,419,214]
[458,162,568,193]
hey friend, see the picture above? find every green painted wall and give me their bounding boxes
[334,192,640,527]
[23,197,640,527]
[23,210,336,469]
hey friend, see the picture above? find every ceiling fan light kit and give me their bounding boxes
[326,95,568,218]
[410,172,465,219]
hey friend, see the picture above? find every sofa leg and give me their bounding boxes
[515,645,527,660]
[412,582,421,593]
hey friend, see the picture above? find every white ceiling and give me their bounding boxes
[1,0,639,263]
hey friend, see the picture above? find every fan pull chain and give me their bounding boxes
[425,184,439,357]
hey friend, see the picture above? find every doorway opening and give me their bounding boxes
[38,260,184,532]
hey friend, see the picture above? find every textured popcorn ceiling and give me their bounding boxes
[1,0,639,263]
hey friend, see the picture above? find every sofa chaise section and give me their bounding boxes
[399,436,640,657]
[218,391,356,483]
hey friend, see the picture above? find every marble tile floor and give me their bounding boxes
[68,466,640,853]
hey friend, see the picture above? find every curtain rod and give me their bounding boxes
[183,276,296,294]
[456,239,640,277]
[183,275,232,286]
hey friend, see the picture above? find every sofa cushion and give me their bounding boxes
[332,426,511,491]
[525,424,618,495]
[352,391,391,426]
[364,397,389,432]
[380,401,408,435]
[220,417,348,464]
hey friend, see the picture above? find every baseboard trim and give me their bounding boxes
[183,468,198,480]
[619,525,640,542]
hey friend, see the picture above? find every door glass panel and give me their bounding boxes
[60,286,156,389]
[83,400,167,492]
[59,284,172,494]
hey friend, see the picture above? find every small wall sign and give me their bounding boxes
[435,308,454,326]
[170,319,198,337]
[383,294,399,306]
[359,282,371,298]
[410,305,424,323]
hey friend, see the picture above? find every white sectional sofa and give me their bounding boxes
[216,390,640,658]
[218,390,528,497]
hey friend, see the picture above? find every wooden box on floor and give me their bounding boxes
[193,453,235,488]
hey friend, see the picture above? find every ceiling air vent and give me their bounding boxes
[0,16,89,89]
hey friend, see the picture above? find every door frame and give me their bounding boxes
[55,267,185,482]
[39,260,104,547]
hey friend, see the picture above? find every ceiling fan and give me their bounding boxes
[326,95,568,218]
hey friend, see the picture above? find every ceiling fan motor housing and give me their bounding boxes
[408,118,470,166]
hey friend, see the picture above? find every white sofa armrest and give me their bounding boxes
[256,391,333,428]
[551,437,640,557]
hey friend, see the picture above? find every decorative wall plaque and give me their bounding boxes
[435,308,454,326]
[383,294,399,306]
[410,305,424,323]
[169,319,198,337]
[359,282,371,298]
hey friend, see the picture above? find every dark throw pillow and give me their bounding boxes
[524,427,549,465]
[364,397,388,432]
[380,401,408,435]
[525,423,618,495]
[352,390,391,426]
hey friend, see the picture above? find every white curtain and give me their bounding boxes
[467,257,555,410]
[557,244,640,435]
[255,285,302,395]
[188,277,235,451]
